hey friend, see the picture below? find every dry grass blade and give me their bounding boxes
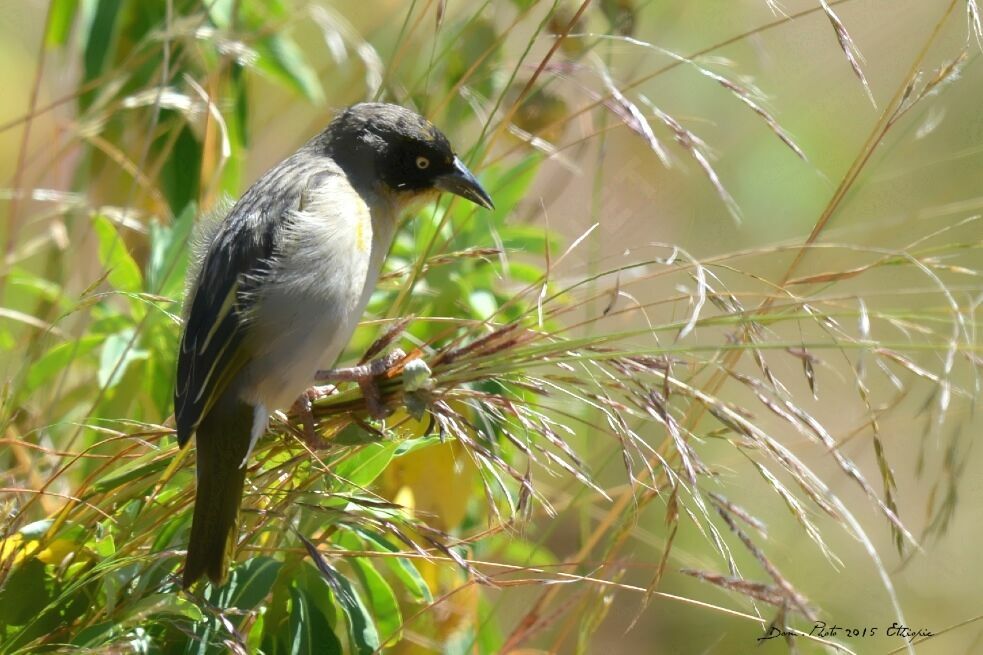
[680,569,809,615]
[592,61,670,166]
[308,4,383,95]
[819,0,876,106]
[738,372,917,547]
[358,315,415,364]
[582,33,808,162]
[710,494,817,619]
[890,51,969,128]
[644,100,744,225]
[709,493,768,538]
[967,0,983,47]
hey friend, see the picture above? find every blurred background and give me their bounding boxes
[1,1,981,653]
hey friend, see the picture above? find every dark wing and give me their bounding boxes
[173,149,335,446]
[174,212,279,447]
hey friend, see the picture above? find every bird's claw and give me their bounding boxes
[290,387,332,449]
[314,349,407,421]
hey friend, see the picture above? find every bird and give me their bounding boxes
[174,102,493,588]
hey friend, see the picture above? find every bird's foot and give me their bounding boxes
[290,387,332,449]
[315,349,407,421]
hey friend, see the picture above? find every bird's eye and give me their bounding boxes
[415,156,430,170]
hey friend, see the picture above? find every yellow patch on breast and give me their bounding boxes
[354,206,370,253]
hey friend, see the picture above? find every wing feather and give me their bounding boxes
[175,221,275,446]
[174,151,339,447]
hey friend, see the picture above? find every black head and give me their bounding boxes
[321,103,493,209]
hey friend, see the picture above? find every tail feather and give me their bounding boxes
[183,395,255,588]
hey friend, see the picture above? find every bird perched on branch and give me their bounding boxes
[174,103,493,588]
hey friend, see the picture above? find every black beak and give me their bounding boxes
[434,156,494,210]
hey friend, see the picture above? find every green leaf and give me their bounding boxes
[247,607,266,653]
[468,289,497,320]
[500,261,545,284]
[121,592,203,623]
[475,594,505,655]
[8,267,65,305]
[254,34,324,104]
[348,556,402,645]
[191,558,283,655]
[239,0,289,25]
[288,585,342,655]
[24,334,102,395]
[82,0,122,88]
[92,214,143,294]
[393,435,440,457]
[46,0,79,46]
[208,556,282,610]
[92,533,115,559]
[301,539,379,655]
[350,527,432,604]
[150,490,190,551]
[90,454,168,494]
[147,203,195,298]
[476,154,542,228]
[98,328,148,388]
[332,441,398,488]
[330,422,386,446]
[71,620,116,647]
[0,558,51,625]
[205,0,234,28]
[158,126,202,216]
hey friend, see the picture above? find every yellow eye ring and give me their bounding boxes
[416,156,430,170]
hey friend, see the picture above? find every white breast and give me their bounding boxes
[236,173,398,413]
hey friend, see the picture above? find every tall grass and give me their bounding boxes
[1,1,980,653]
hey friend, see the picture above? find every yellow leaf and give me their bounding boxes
[382,440,475,531]
[37,537,77,564]
[0,534,29,563]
